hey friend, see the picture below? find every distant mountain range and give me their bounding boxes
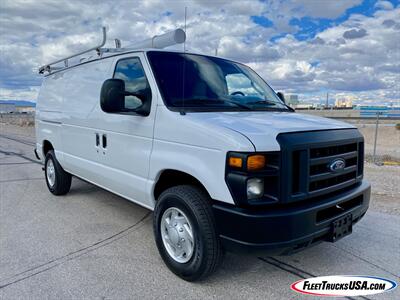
[0,100,36,107]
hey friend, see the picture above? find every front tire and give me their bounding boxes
[44,150,72,195]
[153,185,223,281]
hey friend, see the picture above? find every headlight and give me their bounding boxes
[247,178,264,199]
[226,151,280,206]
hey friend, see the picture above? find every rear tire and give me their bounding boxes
[153,185,223,281]
[44,150,72,195]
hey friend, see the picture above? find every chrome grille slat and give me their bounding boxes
[310,165,357,182]
[309,151,358,166]
[308,178,357,197]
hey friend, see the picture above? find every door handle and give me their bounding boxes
[102,134,107,149]
[95,133,100,147]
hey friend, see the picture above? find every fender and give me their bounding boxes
[147,140,235,207]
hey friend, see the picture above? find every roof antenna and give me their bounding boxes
[180,7,187,116]
[184,6,187,52]
[115,39,121,48]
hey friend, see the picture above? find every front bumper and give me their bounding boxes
[213,180,370,255]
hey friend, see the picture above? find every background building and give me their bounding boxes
[0,100,35,113]
[287,94,299,106]
[0,102,16,113]
[15,106,35,113]
[335,98,353,108]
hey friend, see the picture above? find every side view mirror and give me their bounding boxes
[100,79,150,116]
[276,92,285,103]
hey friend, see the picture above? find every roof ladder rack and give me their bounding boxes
[38,27,107,74]
[38,27,186,75]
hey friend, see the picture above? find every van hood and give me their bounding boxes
[186,111,355,151]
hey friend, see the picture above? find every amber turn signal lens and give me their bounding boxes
[247,155,266,170]
[229,157,243,168]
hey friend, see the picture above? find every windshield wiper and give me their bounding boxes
[245,100,278,106]
[218,99,252,110]
[181,98,252,110]
[245,99,294,111]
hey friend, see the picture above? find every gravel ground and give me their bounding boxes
[364,162,400,215]
[0,123,35,137]
[356,125,400,162]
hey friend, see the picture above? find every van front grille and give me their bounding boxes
[277,129,364,203]
[308,142,359,193]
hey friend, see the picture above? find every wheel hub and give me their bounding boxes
[166,227,180,245]
[161,207,194,263]
[46,159,55,187]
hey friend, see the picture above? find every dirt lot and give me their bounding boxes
[357,125,400,162]
[364,163,400,215]
[0,123,399,299]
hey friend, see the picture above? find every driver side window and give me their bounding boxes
[114,57,150,109]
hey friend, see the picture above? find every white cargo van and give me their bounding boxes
[35,28,370,281]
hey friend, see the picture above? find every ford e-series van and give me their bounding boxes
[35,28,370,281]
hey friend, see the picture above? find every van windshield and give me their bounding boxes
[147,51,289,112]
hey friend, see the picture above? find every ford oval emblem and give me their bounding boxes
[329,158,346,172]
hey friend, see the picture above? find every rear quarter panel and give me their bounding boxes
[35,71,67,161]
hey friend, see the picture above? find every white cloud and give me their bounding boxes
[218,36,281,62]
[290,0,363,19]
[0,86,39,101]
[0,0,399,106]
[375,0,394,10]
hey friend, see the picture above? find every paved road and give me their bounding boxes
[0,129,399,299]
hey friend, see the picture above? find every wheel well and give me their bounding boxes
[43,140,53,156]
[154,170,209,201]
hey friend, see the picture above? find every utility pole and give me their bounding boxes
[373,112,382,164]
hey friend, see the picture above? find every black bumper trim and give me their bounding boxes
[213,180,370,255]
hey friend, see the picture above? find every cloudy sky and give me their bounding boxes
[0,0,399,105]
